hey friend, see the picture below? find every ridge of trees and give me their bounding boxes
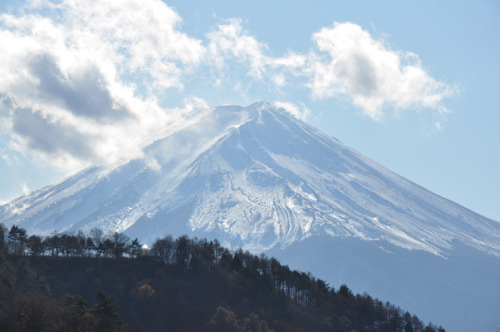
[0,224,445,331]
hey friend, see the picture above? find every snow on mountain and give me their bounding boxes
[1,101,498,256]
[1,101,500,331]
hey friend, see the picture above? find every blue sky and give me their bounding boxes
[0,0,499,221]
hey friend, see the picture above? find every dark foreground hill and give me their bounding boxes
[0,229,444,331]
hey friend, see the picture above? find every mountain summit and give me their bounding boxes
[1,102,499,331]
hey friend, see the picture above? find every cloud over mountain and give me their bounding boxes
[0,0,456,171]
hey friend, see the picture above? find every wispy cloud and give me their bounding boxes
[207,18,268,80]
[205,18,305,91]
[0,1,457,173]
[273,101,310,121]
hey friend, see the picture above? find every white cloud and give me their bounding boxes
[0,0,206,171]
[145,157,162,172]
[206,19,308,88]
[182,96,210,112]
[21,182,30,196]
[1,154,9,164]
[307,22,457,119]
[435,122,442,131]
[204,20,455,121]
[271,52,307,70]
[44,0,206,90]
[273,101,311,121]
[0,1,457,177]
[207,18,268,80]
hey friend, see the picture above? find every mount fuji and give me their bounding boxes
[1,102,499,331]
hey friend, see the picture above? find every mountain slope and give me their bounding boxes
[1,101,499,331]
[2,102,498,256]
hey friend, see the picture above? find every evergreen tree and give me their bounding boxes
[27,235,44,256]
[7,225,27,255]
[92,290,123,331]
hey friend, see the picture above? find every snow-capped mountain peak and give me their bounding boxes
[1,102,499,258]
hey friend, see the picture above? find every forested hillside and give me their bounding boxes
[0,224,445,331]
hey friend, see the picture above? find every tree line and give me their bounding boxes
[2,224,141,258]
[0,223,445,331]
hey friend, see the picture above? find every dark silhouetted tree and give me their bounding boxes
[26,235,44,256]
[92,289,123,331]
[151,236,174,264]
[7,225,27,255]
[111,232,130,258]
[0,223,7,251]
